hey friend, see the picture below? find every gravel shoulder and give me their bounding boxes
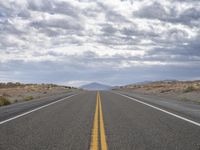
[114,89,200,122]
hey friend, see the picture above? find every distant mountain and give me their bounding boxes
[80,82,112,91]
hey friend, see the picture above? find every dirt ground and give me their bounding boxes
[0,84,76,104]
[117,80,200,104]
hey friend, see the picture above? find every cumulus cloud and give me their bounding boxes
[0,0,200,86]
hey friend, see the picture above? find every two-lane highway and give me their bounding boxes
[0,91,200,150]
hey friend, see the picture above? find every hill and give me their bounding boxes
[80,82,111,90]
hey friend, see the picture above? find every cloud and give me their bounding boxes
[133,1,200,27]
[28,0,80,18]
[0,0,200,85]
[134,2,168,21]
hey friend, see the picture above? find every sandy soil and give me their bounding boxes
[0,84,76,104]
[117,80,200,104]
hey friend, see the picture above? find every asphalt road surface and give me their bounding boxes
[0,91,200,150]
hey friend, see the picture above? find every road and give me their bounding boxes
[0,91,200,150]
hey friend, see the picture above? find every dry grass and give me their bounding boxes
[117,80,200,103]
[0,96,11,106]
[0,82,76,106]
[23,96,34,101]
[121,80,200,93]
[183,86,197,93]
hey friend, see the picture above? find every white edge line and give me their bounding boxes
[0,94,78,125]
[113,92,200,127]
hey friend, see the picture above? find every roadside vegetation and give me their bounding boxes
[116,80,200,104]
[0,82,77,107]
[23,96,34,101]
[0,96,11,106]
[183,86,197,93]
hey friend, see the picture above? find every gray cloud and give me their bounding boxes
[134,2,168,21]
[28,0,80,18]
[133,2,200,27]
[30,18,84,33]
[0,0,200,85]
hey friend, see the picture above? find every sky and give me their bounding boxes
[0,0,200,87]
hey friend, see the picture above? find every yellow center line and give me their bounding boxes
[98,92,108,150]
[90,91,108,150]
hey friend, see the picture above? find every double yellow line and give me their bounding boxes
[90,91,108,150]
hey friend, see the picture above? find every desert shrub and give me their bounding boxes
[184,86,196,93]
[2,92,10,97]
[23,96,34,101]
[160,89,172,93]
[0,96,11,106]
[181,97,189,101]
